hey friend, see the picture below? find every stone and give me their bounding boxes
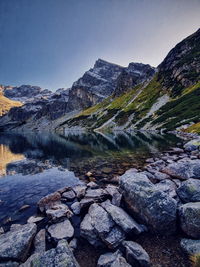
[179,202,200,238]
[184,139,200,151]
[21,240,79,267]
[152,171,171,182]
[0,262,19,266]
[85,188,108,200]
[48,219,74,241]
[71,202,81,215]
[87,181,99,189]
[19,205,30,212]
[103,226,125,249]
[145,158,154,163]
[101,200,144,234]
[97,250,122,267]
[69,238,78,252]
[38,192,61,212]
[180,238,200,255]
[161,159,200,180]
[86,171,93,177]
[0,223,37,262]
[62,190,76,201]
[105,185,122,206]
[46,203,73,221]
[120,170,177,234]
[110,256,131,267]
[34,229,46,253]
[80,198,95,209]
[10,224,22,231]
[73,185,87,199]
[177,179,200,203]
[122,241,151,267]
[155,179,177,198]
[102,167,112,174]
[27,215,44,224]
[0,227,4,235]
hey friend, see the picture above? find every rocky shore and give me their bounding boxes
[0,135,200,266]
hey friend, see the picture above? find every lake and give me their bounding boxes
[0,131,181,228]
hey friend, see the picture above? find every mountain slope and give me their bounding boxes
[58,29,200,133]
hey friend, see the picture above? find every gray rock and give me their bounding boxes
[46,203,73,221]
[27,215,44,224]
[0,262,19,266]
[184,139,200,151]
[38,192,61,213]
[21,239,79,267]
[69,238,78,252]
[0,223,37,262]
[153,171,171,182]
[162,159,200,180]
[101,200,144,234]
[71,202,81,215]
[79,198,95,209]
[87,182,99,189]
[120,170,177,234]
[62,190,76,201]
[105,185,122,207]
[34,229,46,253]
[97,250,122,267]
[85,188,108,200]
[73,185,87,199]
[122,241,151,267]
[97,250,131,267]
[180,238,200,255]
[179,202,200,238]
[103,226,125,249]
[48,219,74,241]
[177,179,200,203]
[155,179,177,198]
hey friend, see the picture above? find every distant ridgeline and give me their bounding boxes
[0,29,199,133]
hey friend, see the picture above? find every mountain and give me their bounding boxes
[0,59,155,131]
[0,86,22,117]
[58,29,200,133]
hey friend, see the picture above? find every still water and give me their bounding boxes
[0,131,181,227]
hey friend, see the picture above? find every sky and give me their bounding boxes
[0,0,199,91]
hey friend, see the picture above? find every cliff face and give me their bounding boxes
[58,29,200,133]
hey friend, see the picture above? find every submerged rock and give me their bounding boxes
[177,179,200,203]
[161,159,200,180]
[122,241,151,267]
[21,239,79,266]
[48,219,74,241]
[179,202,200,238]
[0,223,37,262]
[119,170,177,234]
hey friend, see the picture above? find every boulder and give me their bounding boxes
[73,185,86,199]
[180,238,200,255]
[184,139,200,151]
[71,202,81,215]
[80,203,125,248]
[62,190,76,201]
[27,215,44,224]
[69,238,78,252]
[122,241,151,267]
[161,159,200,180]
[46,203,73,221]
[48,219,74,241]
[155,179,177,199]
[101,200,145,234]
[85,188,108,200]
[119,170,177,234]
[21,240,79,267]
[105,185,122,207]
[177,179,200,203]
[34,229,46,253]
[0,223,37,262]
[97,250,131,267]
[179,202,200,238]
[38,192,61,212]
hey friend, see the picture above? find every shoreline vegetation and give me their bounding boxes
[0,131,200,266]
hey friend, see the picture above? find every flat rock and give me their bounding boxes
[87,182,99,189]
[38,192,61,212]
[0,223,37,262]
[179,202,200,238]
[101,200,144,234]
[27,215,44,224]
[73,185,87,199]
[97,250,122,267]
[119,170,177,234]
[122,240,151,267]
[177,179,200,203]
[46,203,73,221]
[161,159,200,180]
[21,240,79,267]
[62,190,76,201]
[85,188,108,200]
[180,238,200,255]
[48,219,74,241]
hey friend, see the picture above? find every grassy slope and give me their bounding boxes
[0,92,22,116]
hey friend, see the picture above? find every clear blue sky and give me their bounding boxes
[0,0,199,91]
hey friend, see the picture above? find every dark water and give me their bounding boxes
[0,131,181,227]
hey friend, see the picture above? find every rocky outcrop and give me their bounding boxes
[119,170,177,234]
[177,179,200,203]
